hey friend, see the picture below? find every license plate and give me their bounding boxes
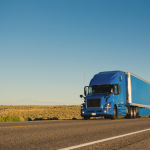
[91,113,96,116]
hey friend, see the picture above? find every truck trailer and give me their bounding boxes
[80,71,150,119]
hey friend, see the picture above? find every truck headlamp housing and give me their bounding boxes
[81,104,83,109]
[105,103,111,109]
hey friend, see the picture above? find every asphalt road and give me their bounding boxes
[0,118,150,150]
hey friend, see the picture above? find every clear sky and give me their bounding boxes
[1,0,150,105]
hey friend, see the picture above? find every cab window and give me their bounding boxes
[114,85,118,95]
[114,85,121,95]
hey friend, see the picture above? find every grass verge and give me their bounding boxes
[0,116,21,122]
[0,105,83,122]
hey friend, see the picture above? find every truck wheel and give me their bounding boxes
[133,107,137,118]
[111,106,117,120]
[125,107,129,119]
[129,107,133,119]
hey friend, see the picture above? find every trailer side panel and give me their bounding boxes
[131,74,150,106]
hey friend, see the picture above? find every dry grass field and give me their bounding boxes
[0,105,125,122]
[0,105,83,122]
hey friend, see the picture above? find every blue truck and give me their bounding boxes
[80,71,150,119]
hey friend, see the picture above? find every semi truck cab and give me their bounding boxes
[80,71,127,119]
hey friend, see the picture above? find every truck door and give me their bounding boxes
[115,84,126,116]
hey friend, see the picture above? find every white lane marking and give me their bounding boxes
[59,128,150,150]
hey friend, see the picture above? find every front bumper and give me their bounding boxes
[81,108,114,117]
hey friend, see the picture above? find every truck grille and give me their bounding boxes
[87,99,101,108]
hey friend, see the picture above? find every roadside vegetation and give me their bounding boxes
[0,105,83,122]
[0,105,133,122]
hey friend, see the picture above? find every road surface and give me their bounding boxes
[0,118,150,150]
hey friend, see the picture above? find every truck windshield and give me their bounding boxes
[89,85,114,94]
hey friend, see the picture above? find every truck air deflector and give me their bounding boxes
[89,71,121,85]
[87,99,101,108]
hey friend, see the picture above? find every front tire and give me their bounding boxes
[111,106,117,120]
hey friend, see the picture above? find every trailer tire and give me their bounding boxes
[111,106,117,120]
[133,107,136,118]
[129,107,133,119]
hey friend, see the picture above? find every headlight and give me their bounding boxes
[105,103,111,109]
[81,104,83,109]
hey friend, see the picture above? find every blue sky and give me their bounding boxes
[0,0,150,105]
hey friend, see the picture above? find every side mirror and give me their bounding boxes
[118,85,121,94]
[80,95,83,98]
